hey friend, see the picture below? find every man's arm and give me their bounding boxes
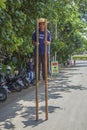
[32,41,39,46]
[44,31,51,45]
[44,41,51,45]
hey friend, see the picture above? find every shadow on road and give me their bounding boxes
[0,102,61,129]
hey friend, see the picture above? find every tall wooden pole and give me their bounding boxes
[36,19,39,120]
[44,19,48,120]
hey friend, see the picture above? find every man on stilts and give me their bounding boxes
[32,18,51,120]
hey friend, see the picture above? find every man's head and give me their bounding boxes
[38,18,48,31]
[39,22,45,31]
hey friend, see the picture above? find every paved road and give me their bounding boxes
[0,60,87,130]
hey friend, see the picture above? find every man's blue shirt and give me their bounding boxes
[32,30,51,55]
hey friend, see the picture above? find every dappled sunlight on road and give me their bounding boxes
[0,61,87,130]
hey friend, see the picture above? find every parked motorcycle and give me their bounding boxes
[0,66,9,102]
[5,66,23,92]
[18,70,30,89]
[0,80,8,102]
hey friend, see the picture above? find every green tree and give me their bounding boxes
[0,0,87,67]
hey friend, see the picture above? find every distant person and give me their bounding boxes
[74,59,76,65]
[26,57,34,83]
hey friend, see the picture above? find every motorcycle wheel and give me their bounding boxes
[0,88,7,102]
[14,84,22,92]
[23,80,29,89]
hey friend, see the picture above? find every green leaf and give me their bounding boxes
[0,0,7,9]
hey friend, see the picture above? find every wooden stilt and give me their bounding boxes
[44,19,48,120]
[36,19,39,121]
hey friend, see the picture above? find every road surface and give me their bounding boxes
[0,60,87,130]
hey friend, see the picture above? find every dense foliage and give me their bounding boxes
[0,0,87,67]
